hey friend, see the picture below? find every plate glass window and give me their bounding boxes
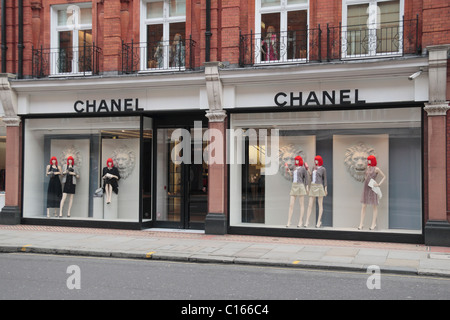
[143,0,186,70]
[53,4,93,75]
[256,0,309,63]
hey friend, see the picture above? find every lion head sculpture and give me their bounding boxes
[344,142,376,182]
[60,145,82,170]
[112,145,136,180]
[278,143,307,181]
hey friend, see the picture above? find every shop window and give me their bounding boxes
[230,107,422,233]
[255,0,309,63]
[142,0,186,70]
[22,117,151,223]
[343,0,402,58]
[51,4,93,74]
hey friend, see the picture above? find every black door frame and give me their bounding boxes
[150,113,208,230]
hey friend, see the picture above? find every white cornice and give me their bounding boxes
[9,71,206,93]
[219,56,429,85]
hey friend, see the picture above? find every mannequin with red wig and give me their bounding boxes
[305,155,327,228]
[46,156,62,217]
[285,156,309,227]
[59,156,80,217]
[102,158,121,204]
[358,155,386,230]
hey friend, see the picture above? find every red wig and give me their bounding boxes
[67,156,74,165]
[107,158,114,167]
[50,156,58,166]
[294,156,303,167]
[367,155,377,167]
[314,155,323,166]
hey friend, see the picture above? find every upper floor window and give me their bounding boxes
[255,0,309,64]
[51,3,93,75]
[342,0,403,58]
[140,0,186,70]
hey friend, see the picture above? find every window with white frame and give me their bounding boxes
[255,0,309,63]
[51,3,93,74]
[141,0,186,70]
[342,0,403,58]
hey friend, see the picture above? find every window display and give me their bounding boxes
[23,116,145,222]
[229,107,422,234]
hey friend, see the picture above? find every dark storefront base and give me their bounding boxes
[424,221,450,247]
[0,206,21,225]
[228,226,424,245]
[20,217,152,230]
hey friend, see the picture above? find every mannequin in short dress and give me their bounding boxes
[358,155,386,230]
[286,156,309,227]
[59,156,80,217]
[46,156,62,217]
[305,155,327,228]
[102,158,120,204]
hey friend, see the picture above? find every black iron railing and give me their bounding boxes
[239,26,323,66]
[240,17,420,67]
[122,36,196,73]
[32,43,101,78]
[327,16,420,61]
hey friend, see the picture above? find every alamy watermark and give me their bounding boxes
[170,121,280,176]
[66,265,81,290]
[366,265,381,290]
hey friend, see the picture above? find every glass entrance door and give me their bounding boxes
[155,127,208,229]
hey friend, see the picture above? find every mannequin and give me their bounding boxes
[46,156,62,217]
[154,36,164,68]
[171,33,185,67]
[358,155,386,230]
[305,155,327,228]
[261,26,278,61]
[102,158,120,204]
[59,156,80,218]
[286,156,309,227]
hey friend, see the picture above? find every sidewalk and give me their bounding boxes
[1,224,450,278]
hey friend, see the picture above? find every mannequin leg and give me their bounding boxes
[47,208,50,218]
[359,204,366,230]
[297,196,305,227]
[67,194,74,217]
[316,196,324,228]
[305,197,315,227]
[286,196,296,227]
[106,184,112,203]
[60,193,68,217]
[370,206,378,230]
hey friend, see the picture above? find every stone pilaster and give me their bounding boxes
[204,62,227,235]
[423,45,450,246]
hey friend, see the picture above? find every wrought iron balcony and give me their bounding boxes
[122,37,196,74]
[240,16,420,67]
[32,44,102,78]
[239,27,323,66]
[327,16,420,61]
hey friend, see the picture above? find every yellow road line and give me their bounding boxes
[21,244,32,252]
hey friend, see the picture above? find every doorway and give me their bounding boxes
[155,126,208,229]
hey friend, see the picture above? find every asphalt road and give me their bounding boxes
[1,252,449,303]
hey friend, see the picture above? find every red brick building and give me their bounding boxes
[0,0,449,246]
